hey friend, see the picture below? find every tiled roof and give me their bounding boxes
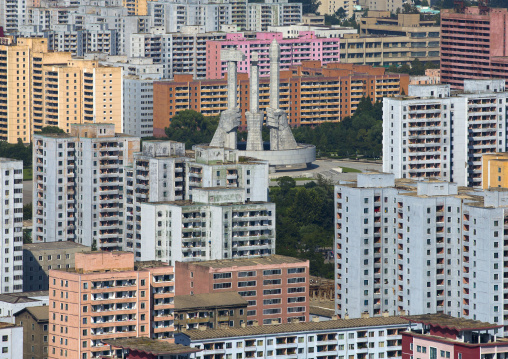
[403,314,502,331]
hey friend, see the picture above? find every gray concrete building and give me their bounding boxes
[22,242,89,291]
[335,172,508,328]
[246,0,302,32]
[383,79,508,187]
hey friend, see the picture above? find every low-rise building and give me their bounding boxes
[49,251,175,359]
[102,338,201,358]
[0,322,22,359]
[175,255,309,326]
[23,242,90,291]
[402,314,508,359]
[174,292,248,331]
[0,291,48,324]
[175,316,409,359]
[14,306,49,359]
[409,69,440,85]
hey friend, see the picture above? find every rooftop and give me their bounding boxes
[309,299,335,318]
[182,255,307,269]
[403,314,503,331]
[175,292,248,311]
[15,305,49,322]
[103,338,201,355]
[24,241,89,251]
[182,316,410,340]
[0,291,48,304]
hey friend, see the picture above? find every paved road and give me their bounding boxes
[23,181,32,205]
[269,158,382,186]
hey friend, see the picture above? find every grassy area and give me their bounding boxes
[23,168,32,181]
[340,167,361,173]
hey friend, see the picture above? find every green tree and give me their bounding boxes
[23,229,32,244]
[38,126,65,134]
[23,203,32,220]
[335,7,347,19]
[276,176,296,193]
[410,58,425,75]
[164,110,219,148]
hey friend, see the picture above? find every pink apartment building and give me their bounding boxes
[175,255,310,327]
[206,32,340,79]
[49,251,175,359]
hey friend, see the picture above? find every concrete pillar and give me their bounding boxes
[246,53,263,151]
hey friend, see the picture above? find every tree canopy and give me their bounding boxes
[292,97,383,158]
[164,110,219,148]
[387,58,439,76]
[270,175,334,278]
[0,139,32,168]
[38,126,65,134]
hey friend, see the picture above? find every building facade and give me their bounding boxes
[14,306,49,359]
[335,172,508,329]
[175,256,309,326]
[246,1,302,31]
[0,322,23,359]
[174,292,248,331]
[206,32,340,79]
[153,62,409,134]
[48,251,175,359]
[32,124,140,247]
[482,153,508,189]
[383,80,508,187]
[0,291,48,323]
[175,316,409,359]
[23,242,89,291]
[441,7,508,89]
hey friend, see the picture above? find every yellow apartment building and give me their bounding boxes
[482,153,508,189]
[0,37,122,143]
[123,0,148,15]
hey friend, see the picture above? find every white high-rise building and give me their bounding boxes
[0,159,23,294]
[335,172,508,328]
[140,187,276,264]
[0,0,25,33]
[32,124,140,249]
[383,79,508,187]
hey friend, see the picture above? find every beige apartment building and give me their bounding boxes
[0,37,122,144]
[318,0,356,18]
[339,12,440,67]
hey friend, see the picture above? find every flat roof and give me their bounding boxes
[403,314,503,331]
[24,241,89,251]
[183,255,307,269]
[182,316,410,340]
[103,338,201,355]
[309,299,335,318]
[175,292,248,311]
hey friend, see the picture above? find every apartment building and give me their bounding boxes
[246,1,302,32]
[49,251,175,359]
[175,255,309,326]
[267,24,357,38]
[0,37,123,143]
[335,172,508,329]
[175,316,409,359]
[318,0,356,18]
[0,0,25,33]
[206,32,340,79]
[441,7,508,89]
[23,242,89,291]
[402,314,508,359]
[32,123,140,248]
[129,26,228,80]
[0,322,22,359]
[383,80,508,187]
[153,62,408,132]
[174,292,248,331]
[140,187,275,263]
[0,159,24,294]
[482,153,508,189]
[14,306,49,359]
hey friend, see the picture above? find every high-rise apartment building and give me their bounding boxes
[140,187,275,263]
[32,124,140,248]
[154,62,408,133]
[0,158,24,294]
[206,32,340,79]
[0,0,26,33]
[383,80,508,187]
[176,255,309,326]
[318,0,356,18]
[49,251,175,359]
[246,1,302,31]
[441,6,508,89]
[0,37,123,143]
[482,153,508,189]
[335,172,508,329]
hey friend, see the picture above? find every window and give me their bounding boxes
[213,273,232,280]
[213,283,232,289]
[430,347,437,359]
[1,336,6,342]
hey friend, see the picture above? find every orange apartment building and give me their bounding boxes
[49,251,175,359]
[175,255,310,327]
[152,61,409,136]
[0,36,122,143]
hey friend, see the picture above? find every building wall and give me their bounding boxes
[482,153,508,189]
[175,259,309,326]
[0,325,23,359]
[15,310,48,359]
[123,77,154,137]
[175,304,247,331]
